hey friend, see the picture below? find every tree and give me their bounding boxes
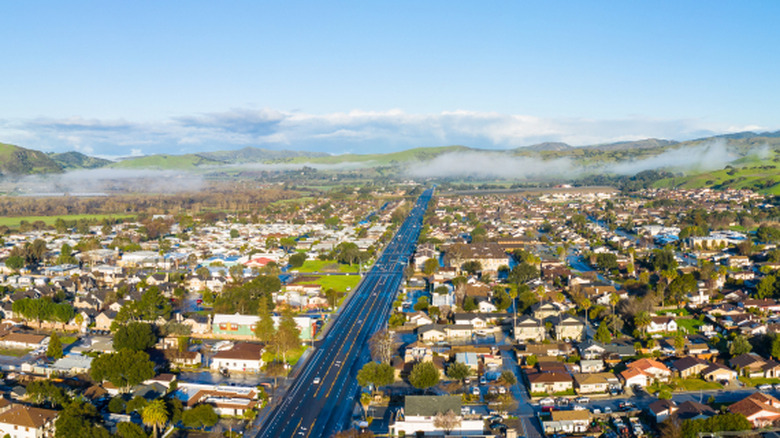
[254,295,276,343]
[730,334,753,356]
[595,253,618,272]
[508,262,539,285]
[493,288,512,311]
[181,404,218,430]
[230,229,240,239]
[462,296,477,312]
[757,225,780,243]
[757,275,777,299]
[409,361,440,391]
[634,311,652,335]
[582,299,592,322]
[57,243,77,265]
[526,354,538,366]
[369,329,396,364]
[108,397,127,414]
[433,410,461,434]
[288,252,307,268]
[90,350,155,391]
[5,255,24,271]
[772,334,780,359]
[413,296,429,312]
[114,322,157,351]
[356,361,395,392]
[126,396,148,414]
[651,249,678,272]
[499,370,517,385]
[446,362,472,383]
[142,399,168,438]
[270,309,301,364]
[280,237,297,253]
[595,323,612,344]
[422,258,439,276]
[55,399,110,438]
[26,379,69,408]
[47,331,63,359]
[461,260,482,275]
[117,423,148,438]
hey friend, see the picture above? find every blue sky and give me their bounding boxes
[1,1,778,157]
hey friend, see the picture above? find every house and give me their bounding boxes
[417,325,447,343]
[648,399,678,423]
[647,316,678,334]
[542,410,591,435]
[210,342,264,372]
[672,356,710,378]
[531,302,564,320]
[389,395,484,436]
[578,341,607,360]
[0,403,57,438]
[514,316,546,342]
[453,352,479,371]
[453,314,489,330]
[620,368,649,388]
[580,359,605,373]
[404,341,433,363]
[554,316,585,341]
[444,325,474,339]
[572,373,611,395]
[730,353,768,377]
[676,401,717,421]
[729,392,780,427]
[527,371,574,395]
[94,310,117,331]
[0,333,47,350]
[701,362,738,382]
[625,358,672,382]
[444,243,508,273]
[212,313,316,340]
[175,382,258,416]
[409,312,434,327]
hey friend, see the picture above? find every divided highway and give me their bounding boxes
[257,188,434,438]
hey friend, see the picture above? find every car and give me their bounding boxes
[573,404,587,411]
[604,407,612,414]
[539,397,555,406]
[313,377,321,384]
[575,396,590,404]
[498,386,507,394]
[196,299,203,304]
[592,408,602,415]
[472,387,480,396]
[759,384,773,391]
[488,386,498,395]
[335,361,342,368]
[479,376,487,384]
[774,384,780,391]
[463,378,471,385]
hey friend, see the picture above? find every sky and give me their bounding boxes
[1,1,778,157]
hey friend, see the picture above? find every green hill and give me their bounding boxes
[0,143,62,176]
[287,145,475,165]
[110,154,223,170]
[49,151,112,170]
[199,146,327,163]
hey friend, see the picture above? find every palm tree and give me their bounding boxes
[142,399,169,438]
[634,311,652,336]
[582,299,592,322]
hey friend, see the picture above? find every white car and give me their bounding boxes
[472,387,480,395]
[573,404,587,411]
[759,384,772,391]
[313,377,321,384]
[539,397,555,406]
[575,396,590,404]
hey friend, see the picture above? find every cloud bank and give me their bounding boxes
[0,108,754,157]
[405,140,743,180]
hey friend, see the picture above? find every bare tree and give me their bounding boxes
[369,330,398,364]
[433,410,461,434]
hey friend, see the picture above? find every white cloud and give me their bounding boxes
[0,108,761,156]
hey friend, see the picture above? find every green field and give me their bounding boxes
[295,260,359,274]
[110,153,221,169]
[739,376,780,387]
[0,214,136,229]
[675,378,722,391]
[676,318,704,335]
[654,160,780,194]
[0,347,31,357]
[315,275,361,293]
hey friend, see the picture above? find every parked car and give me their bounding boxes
[472,387,481,396]
[539,397,555,406]
[573,404,587,411]
[759,384,772,391]
[575,396,590,404]
[604,407,613,414]
[498,386,507,394]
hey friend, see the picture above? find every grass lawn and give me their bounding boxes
[296,260,359,274]
[315,275,361,293]
[675,378,722,391]
[0,347,31,357]
[739,376,780,387]
[59,336,79,345]
[676,318,704,335]
[647,381,675,394]
[655,308,690,316]
[0,214,135,229]
[262,345,309,366]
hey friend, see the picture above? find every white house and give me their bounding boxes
[389,395,484,436]
[210,342,264,372]
[0,402,57,438]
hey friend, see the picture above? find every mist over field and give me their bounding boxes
[404,140,747,179]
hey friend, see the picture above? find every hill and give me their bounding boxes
[198,146,327,163]
[287,145,476,165]
[110,154,223,170]
[49,151,112,170]
[0,143,62,176]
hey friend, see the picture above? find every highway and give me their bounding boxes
[257,188,433,438]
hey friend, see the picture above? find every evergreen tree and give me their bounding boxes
[254,295,276,342]
[47,331,63,359]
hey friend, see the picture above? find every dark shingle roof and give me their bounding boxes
[404,395,461,417]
